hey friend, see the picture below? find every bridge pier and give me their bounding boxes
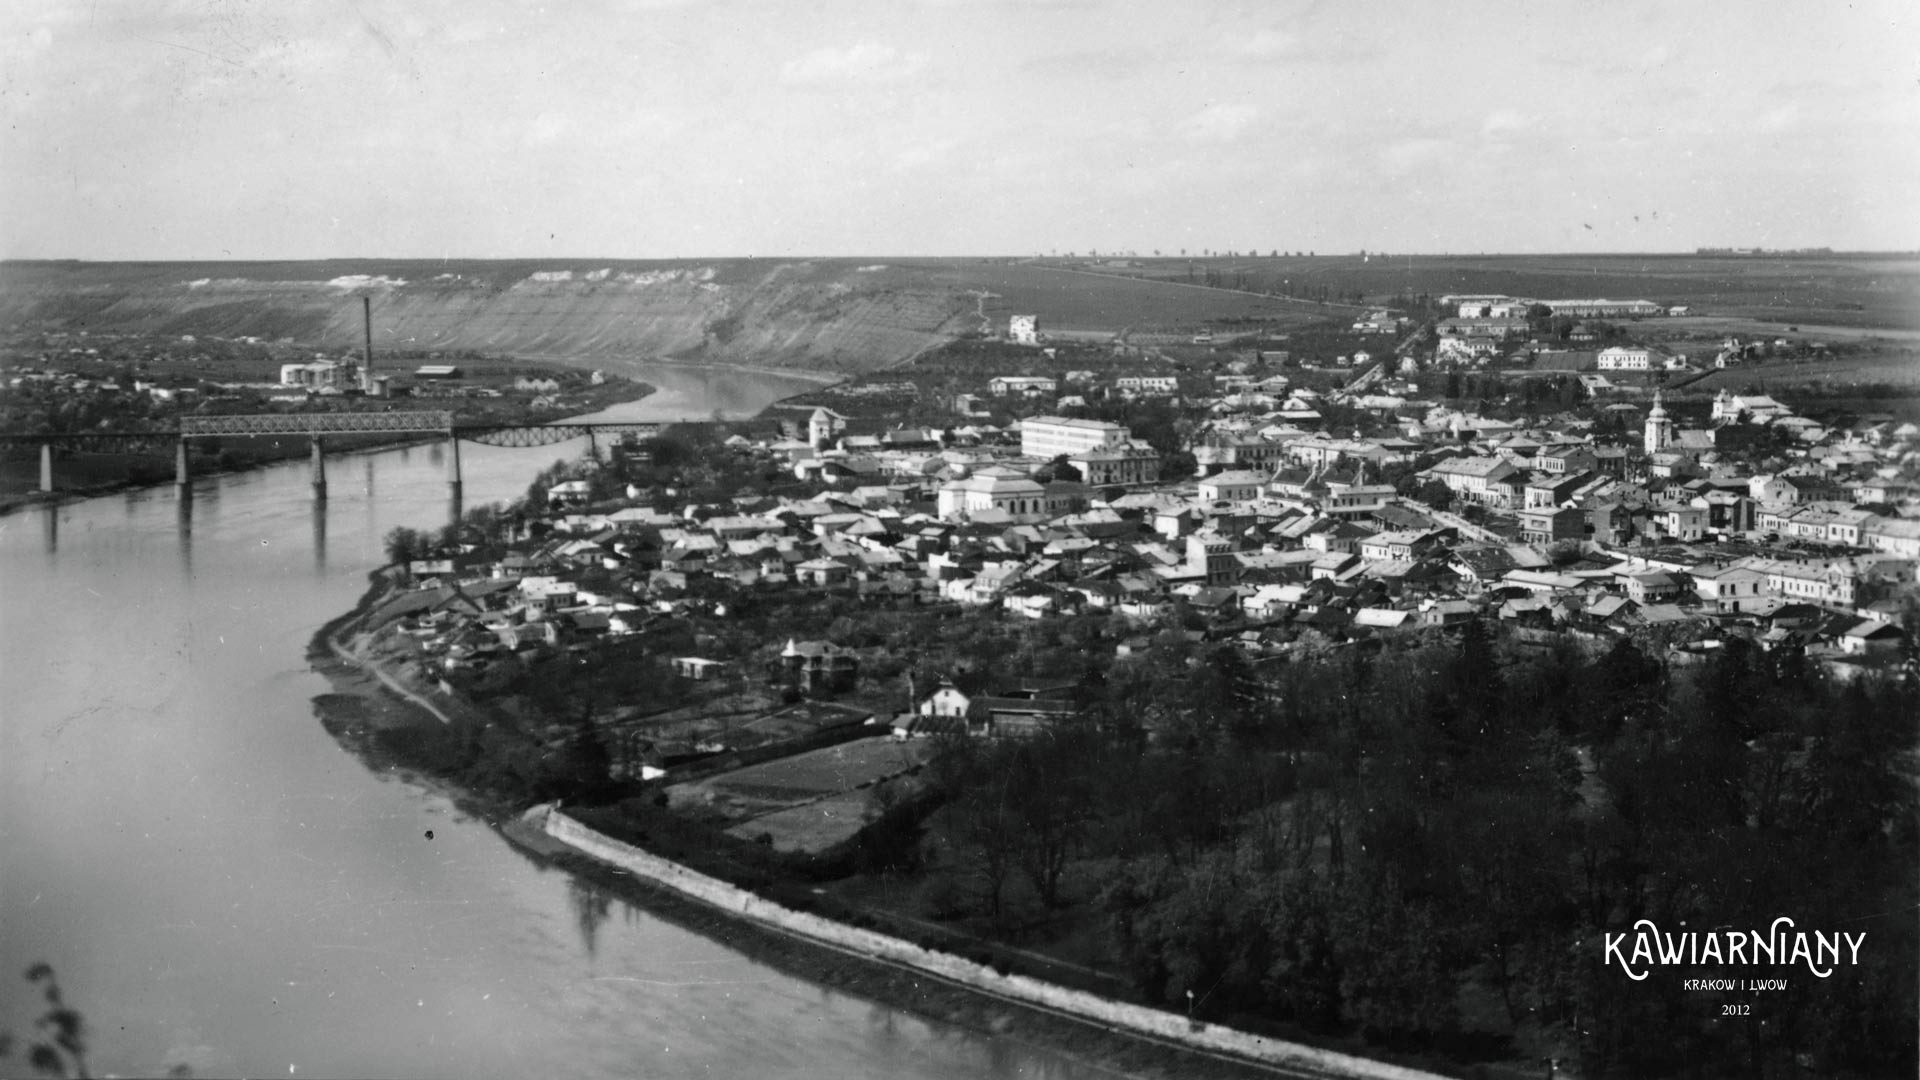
[445,433,462,504]
[310,436,326,500]
[39,444,53,493]
[175,439,191,493]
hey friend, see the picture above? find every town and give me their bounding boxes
[325,295,1918,1078]
[368,299,1915,716]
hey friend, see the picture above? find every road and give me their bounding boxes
[1396,496,1503,542]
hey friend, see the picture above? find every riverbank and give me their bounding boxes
[538,804,1447,1080]
[305,571,1462,1080]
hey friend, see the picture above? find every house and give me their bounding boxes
[1424,455,1520,506]
[1009,314,1040,345]
[1198,470,1267,504]
[1752,474,1845,506]
[1622,571,1682,604]
[1691,564,1769,613]
[1525,471,1591,510]
[976,696,1078,738]
[1519,506,1586,546]
[1650,502,1708,542]
[1114,375,1180,395]
[1839,620,1906,655]
[918,678,972,719]
[672,657,732,681]
[1359,530,1436,564]
[1534,446,1599,475]
[1069,444,1161,487]
[779,639,859,692]
[1864,517,1920,557]
[989,375,1057,397]
[794,558,853,587]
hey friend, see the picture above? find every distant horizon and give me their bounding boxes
[7,248,1920,267]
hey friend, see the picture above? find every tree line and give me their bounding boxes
[920,626,1916,1076]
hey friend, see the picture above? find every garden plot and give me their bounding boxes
[668,737,933,852]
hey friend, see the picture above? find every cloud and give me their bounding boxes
[1233,29,1303,60]
[1480,109,1535,140]
[1020,48,1147,79]
[892,137,960,172]
[780,42,927,86]
[1183,103,1259,143]
[1754,102,1801,133]
[1378,136,1454,173]
[527,111,574,144]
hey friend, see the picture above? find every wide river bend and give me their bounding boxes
[0,363,1108,1079]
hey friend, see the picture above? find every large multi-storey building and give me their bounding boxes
[1020,416,1128,459]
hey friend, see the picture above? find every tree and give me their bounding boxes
[382,526,428,567]
[1039,454,1082,484]
[0,964,90,1078]
[1004,732,1089,907]
[1414,478,1454,511]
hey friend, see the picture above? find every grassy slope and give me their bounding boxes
[0,257,1368,375]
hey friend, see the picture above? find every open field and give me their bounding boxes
[723,788,882,853]
[1647,315,1920,344]
[1683,353,1920,391]
[669,736,931,849]
[909,262,1328,334]
[1097,252,1920,330]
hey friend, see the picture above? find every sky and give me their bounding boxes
[3,0,1917,260]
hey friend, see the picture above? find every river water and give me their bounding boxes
[0,364,1104,1079]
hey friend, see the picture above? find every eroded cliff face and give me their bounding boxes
[0,259,973,373]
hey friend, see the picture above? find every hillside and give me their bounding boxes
[0,258,1325,375]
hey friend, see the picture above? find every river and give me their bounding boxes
[0,364,1108,1079]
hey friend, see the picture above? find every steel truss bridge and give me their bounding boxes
[5,412,669,495]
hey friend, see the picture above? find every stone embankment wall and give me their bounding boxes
[539,806,1444,1080]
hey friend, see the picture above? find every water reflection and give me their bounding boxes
[311,499,327,575]
[568,877,613,959]
[40,504,56,554]
[177,492,193,575]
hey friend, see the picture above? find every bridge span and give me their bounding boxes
[6,412,668,503]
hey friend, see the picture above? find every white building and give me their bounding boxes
[988,375,1057,397]
[1009,315,1040,345]
[1020,416,1128,459]
[1197,471,1267,504]
[936,474,1047,520]
[1597,346,1653,371]
[1114,375,1179,395]
[1545,299,1663,318]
